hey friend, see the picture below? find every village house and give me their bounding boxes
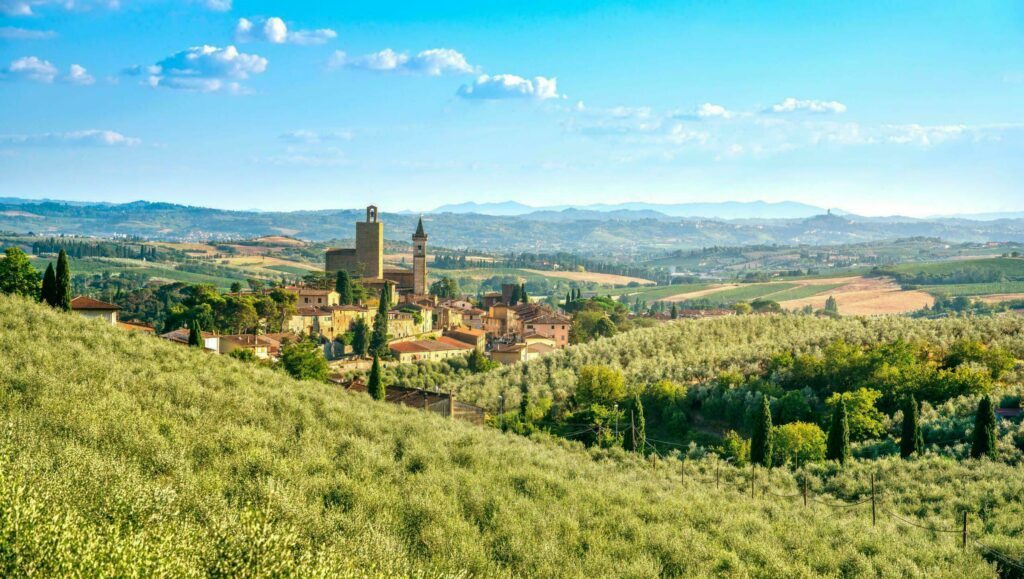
[434,305,464,330]
[282,286,340,307]
[218,334,273,359]
[160,328,220,352]
[70,296,119,325]
[444,327,487,352]
[489,339,557,365]
[389,336,474,363]
[481,302,571,348]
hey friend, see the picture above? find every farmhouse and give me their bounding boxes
[70,296,119,325]
[389,336,474,363]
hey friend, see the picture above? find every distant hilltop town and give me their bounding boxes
[325,205,429,298]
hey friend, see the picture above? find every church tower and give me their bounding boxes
[412,216,428,295]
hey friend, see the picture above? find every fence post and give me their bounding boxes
[750,464,755,499]
[962,512,968,549]
[871,473,876,526]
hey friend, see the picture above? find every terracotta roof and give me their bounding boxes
[71,296,120,311]
[527,343,556,355]
[390,338,473,354]
[160,328,217,344]
[283,286,334,296]
[118,321,155,333]
[219,334,275,347]
[447,328,486,340]
[492,343,527,354]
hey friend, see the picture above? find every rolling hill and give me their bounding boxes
[0,295,1013,576]
[4,198,1024,254]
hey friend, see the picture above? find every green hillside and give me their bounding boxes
[0,296,1014,576]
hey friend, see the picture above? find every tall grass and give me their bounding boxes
[0,296,1006,576]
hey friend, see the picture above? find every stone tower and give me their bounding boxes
[412,215,428,295]
[355,205,384,279]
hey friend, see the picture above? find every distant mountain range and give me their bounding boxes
[3,197,1024,255]
[429,200,833,220]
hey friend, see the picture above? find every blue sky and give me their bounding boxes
[1,0,1023,216]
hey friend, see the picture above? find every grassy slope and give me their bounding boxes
[0,296,1002,576]
[885,257,1024,278]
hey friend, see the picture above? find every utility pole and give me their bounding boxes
[962,512,968,549]
[614,403,619,441]
[870,473,876,526]
[802,475,808,507]
[630,410,636,452]
[498,395,504,430]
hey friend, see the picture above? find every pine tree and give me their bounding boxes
[750,395,773,466]
[826,400,851,464]
[368,355,385,401]
[188,318,203,348]
[900,395,923,458]
[54,248,72,311]
[335,270,353,305]
[970,396,997,459]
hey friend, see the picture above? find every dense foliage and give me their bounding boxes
[5,295,1015,575]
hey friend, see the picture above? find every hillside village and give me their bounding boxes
[30,206,658,418]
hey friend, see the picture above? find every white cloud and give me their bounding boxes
[236,16,336,46]
[0,26,57,40]
[695,103,733,119]
[2,56,58,83]
[0,130,140,146]
[140,45,267,93]
[329,48,476,76]
[883,124,967,146]
[279,129,353,144]
[767,97,847,114]
[64,64,95,85]
[264,148,348,167]
[200,0,230,11]
[1,0,120,17]
[457,74,562,100]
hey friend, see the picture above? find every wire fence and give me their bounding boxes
[632,434,1024,573]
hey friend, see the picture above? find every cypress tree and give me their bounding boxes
[670,303,678,319]
[623,394,646,453]
[370,288,390,356]
[54,249,72,311]
[565,291,571,305]
[41,262,57,306]
[520,283,529,304]
[368,355,385,401]
[826,399,851,464]
[335,270,353,305]
[188,318,203,348]
[900,395,923,458]
[750,395,773,466]
[509,284,521,305]
[970,396,997,459]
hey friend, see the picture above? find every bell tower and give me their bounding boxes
[412,215,428,295]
